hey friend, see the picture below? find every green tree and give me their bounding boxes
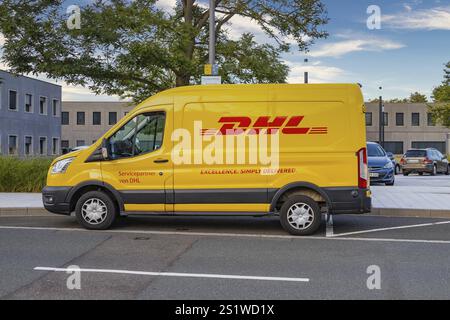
[428,61,450,128]
[408,91,428,103]
[0,0,328,102]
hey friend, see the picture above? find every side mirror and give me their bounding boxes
[101,139,109,160]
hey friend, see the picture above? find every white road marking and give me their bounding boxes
[332,221,450,237]
[34,266,310,282]
[1,225,450,244]
[326,213,333,237]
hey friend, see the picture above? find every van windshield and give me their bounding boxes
[405,150,427,157]
[367,144,385,157]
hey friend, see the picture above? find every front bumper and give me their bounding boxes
[369,167,394,183]
[324,187,371,214]
[42,186,72,215]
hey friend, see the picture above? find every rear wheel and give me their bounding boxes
[418,172,423,176]
[279,195,322,235]
[75,190,117,230]
[403,171,409,176]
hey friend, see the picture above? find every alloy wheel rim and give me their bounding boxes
[287,202,314,230]
[81,198,108,225]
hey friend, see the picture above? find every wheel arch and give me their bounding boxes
[66,180,124,213]
[270,182,331,212]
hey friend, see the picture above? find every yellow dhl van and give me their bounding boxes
[43,84,371,235]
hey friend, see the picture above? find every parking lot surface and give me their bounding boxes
[1,213,449,300]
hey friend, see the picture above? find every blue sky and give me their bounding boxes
[0,0,449,102]
[283,0,450,101]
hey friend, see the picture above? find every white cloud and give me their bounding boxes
[383,6,450,30]
[308,38,405,58]
[61,84,122,101]
[0,33,5,46]
[155,0,177,14]
[286,61,346,84]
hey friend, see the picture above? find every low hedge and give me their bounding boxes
[0,157,53,192]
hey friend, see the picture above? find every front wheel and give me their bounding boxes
[75,190,117,230]
[279,195,322,235]
[431,165,437,176]
[445,165,449,175]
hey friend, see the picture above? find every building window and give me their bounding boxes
[61,112,69,125]
[412,141,446,154]
[427,113,435,126]
[76,140,85,147]
[9,90,18,111]
[93,112,101,125]
[39,137,47,155]
[109,112,117,125]
[395,113,404,126]
[52,99,59,117]
[383,141,404,155]
[39,97,48,115]
[25,94,33,113]
[8,135,18,155]
[61,140,70,154]
[383,112,388,126]
[24,136,33,156]
[52,138,59,155]
[411,113,420,126]
[365,112,372,126]
[77,112,85,125]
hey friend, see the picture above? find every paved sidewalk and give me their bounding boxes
[371,186,450,210]
[0,193,43,208]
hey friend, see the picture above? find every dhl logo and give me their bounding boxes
[201,116,328,135]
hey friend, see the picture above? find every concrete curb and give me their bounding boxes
[372,208,450,219]
[1,207,450,219]
[0,207,51,217]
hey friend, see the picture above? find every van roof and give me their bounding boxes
[135,83,363,110]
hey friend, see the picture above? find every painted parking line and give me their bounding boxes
[332,220,450,237]
[34,266,310,283]
[325,213,333,237]
[2,225,450,244]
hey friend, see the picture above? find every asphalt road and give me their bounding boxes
[1,213,450,300]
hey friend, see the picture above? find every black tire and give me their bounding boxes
[385,179,395,186]
[431,165,437,176]
[403,171,409,176]
[445,165,449,175]
[75,190,117,230]
[418,172,423,176]
[279,195,322,236]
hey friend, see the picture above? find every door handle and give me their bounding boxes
[154,159,169,163]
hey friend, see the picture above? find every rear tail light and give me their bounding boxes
[423,157,433,164]
[400,157,406,165]
[357,147,368,189]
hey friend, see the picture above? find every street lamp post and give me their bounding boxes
[379,86,384,148]
[304,58,309,84]
[209,0,215,66]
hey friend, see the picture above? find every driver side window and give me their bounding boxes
[109,112,165,159]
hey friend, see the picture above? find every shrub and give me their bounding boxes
[0,157,53,192]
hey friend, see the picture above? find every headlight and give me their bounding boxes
[51,157,75,174]
[383,161,394,169]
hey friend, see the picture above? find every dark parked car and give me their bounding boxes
[367,142,395,185]
[401,148,449,176]
[386,152,401,175]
